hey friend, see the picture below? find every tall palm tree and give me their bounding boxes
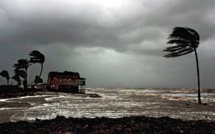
[164,27,201,104]
[13,59,30,89]
[0,70,10,85]
[29,50,45,78]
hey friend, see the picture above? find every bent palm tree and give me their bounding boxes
[0,70,10,85]
[164,27,201,104]
[29,50,45,78]
[12,74,21,87]
[12,69,27,87]
[13,59,30,90]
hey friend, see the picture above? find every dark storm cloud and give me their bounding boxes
[0,0,215,88]
[1,0,214,54]
[134,0,215,42]
[0,0,168,54]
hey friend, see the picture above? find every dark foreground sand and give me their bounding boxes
[0,88,215,133]
[0,116,214,133]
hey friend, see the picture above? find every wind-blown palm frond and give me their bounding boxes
[0,70,10,85]
[164,27,200,58]
[13,59,30,70]
[29,50,45,64]
[12,74,21,86]
[29,50,45,78]
[14,69,27,79]
[13,59,29,89]
[0,70,10,79]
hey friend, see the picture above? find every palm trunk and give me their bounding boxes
[39,64,43,78]
[23,79,27,90]
[24,69,28,90]
[194,48,201,104]
[34,64,43,87]
[7,79,9,85]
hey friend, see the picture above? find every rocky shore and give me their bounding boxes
[0,85,40,98]
[0,116,214,133]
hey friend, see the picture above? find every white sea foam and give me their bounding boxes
[0,107,24,110]
[5,88,215,122]
[0,95,55,102]
[0,98,9,102]
[15,95,54,100]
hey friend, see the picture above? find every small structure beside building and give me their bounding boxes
[47,71,86,93]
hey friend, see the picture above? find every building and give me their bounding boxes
[47,71,86,93]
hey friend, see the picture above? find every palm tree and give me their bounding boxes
[13,59,30,89]
[34,75,43,84]
[29,50,45,79]
[0,70,10,85]
[14,59,30,71]
[164,27,201,104]
[12,74,21,87]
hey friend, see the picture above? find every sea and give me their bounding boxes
[0,88,215,122]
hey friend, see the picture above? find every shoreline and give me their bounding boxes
[0,90,101,123]
[1,87,215,133]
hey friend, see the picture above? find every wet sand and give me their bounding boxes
[0,91,102,123]
[0,92,58,123]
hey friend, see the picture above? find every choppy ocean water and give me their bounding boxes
[1,88,215,122]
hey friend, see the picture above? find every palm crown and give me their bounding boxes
[0,70,10,79]
[0,70,10,85]
[29,50,45,79]
[13,59,30,89]
[29,50,45,64]
[164,27,200,58]
[13,59,30,71]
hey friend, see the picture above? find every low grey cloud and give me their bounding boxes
[0,0,215,88]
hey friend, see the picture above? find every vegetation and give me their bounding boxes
[0,50,45,90]
[12,73,21,86]
[29,50,45,84]
[0,70,10,85]
[13,59,30,90]
[164,27,201,104]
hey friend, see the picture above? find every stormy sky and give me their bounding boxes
[0,0,215,88]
